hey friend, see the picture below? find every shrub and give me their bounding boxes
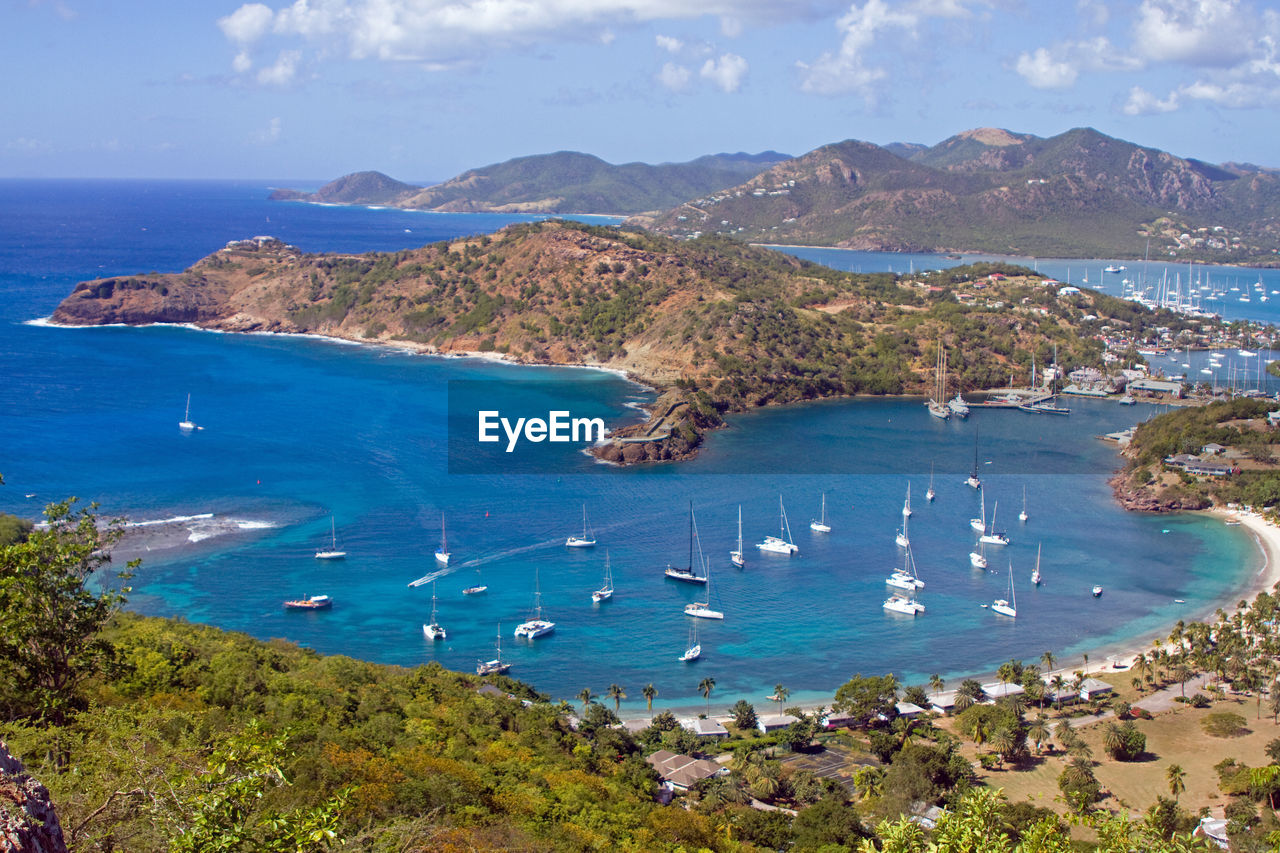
[1201,712,1249,738]
[1189,693,1211,708]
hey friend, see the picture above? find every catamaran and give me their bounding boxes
[883,592,925,615]
[980,501,1010,546]
[665,503,709,584]
[729,505,745,568]
[422,581,447,640]
[434,514,450,566]
[810,493,831,533]
[514,570,555,639]
[178,393,199,432]
[991,562,1017,617]
[756,496,798,555]
[679,621,701,662]
[566,504,597,548]
[592,551,614,603]
[886,541,925,591]
[315,516,346,560]
[476,625,511,675]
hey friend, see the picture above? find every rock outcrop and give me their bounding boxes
[0,741,67,853]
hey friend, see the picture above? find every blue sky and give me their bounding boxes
[5,0,1280,181]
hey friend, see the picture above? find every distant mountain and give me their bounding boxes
[641,127,1280,262]
[269,151,791,216]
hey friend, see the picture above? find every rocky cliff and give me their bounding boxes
[0,741,67,853]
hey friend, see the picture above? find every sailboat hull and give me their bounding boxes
[314,550,346,560]
[756,537,797,555]
[684,604,724,620]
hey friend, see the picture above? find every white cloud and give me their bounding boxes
[701,53,748,92]
[797,0,972,98]
[219,3,274,43]
[1122,85,1180,114]
[257,49,302,85]
[233,50,253,72]
[1014,47,1078,90]
[658,62,692,91]
[1134,0,1254,67]
[656,34,683,53]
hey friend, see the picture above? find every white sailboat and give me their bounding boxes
[592,551,614,603]
[970,538,987,569]
[883,592,925,615]
[810,493,831,533]
[476,625,511,675]
[566,504,596,548]
[980,500,1009,546]
[901,483,912,518]
[927,344,951,420]
[895,513,909,548]
[729,505,745,567]
[991,562,1017,617]
[1092,584,1103,598]
[966,430,981,489]
[679,621,701,662]
[756,496,798,555]
[514,570,555,639]
[684,516,724,619]
[886,541,925,591]
[315,516,346,560]
[1018,486,1029,523]
[665,503,709,584]
[434,514,450,566]
[970,487,987,533]
[1031,543,1042,585]
[926,463,936,502]
[422,581,447,640]
[462,567,488,595]
[178,393,199,432]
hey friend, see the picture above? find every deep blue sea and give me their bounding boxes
[0,179,1269,713]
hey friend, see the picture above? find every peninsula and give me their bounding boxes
[51,220,1248,464]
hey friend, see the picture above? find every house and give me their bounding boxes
[926,690,959,713]
[756,713,800,733]
[981,682,1025,701]
[681,717,729,738]
[821,711,857,729]
[1077,678,1114,701]
[895,702,926,719]
[645,750,726,792]
[1202,443,1226,455]
[1045,685,1079,705]
[1128,378,1184,398]
[1057,285,1081,296]
[1194,816,1230,849]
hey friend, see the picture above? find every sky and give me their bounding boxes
[5,0,1280,181]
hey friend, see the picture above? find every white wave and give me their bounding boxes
[232,519,277,530]
[128,512,214,528]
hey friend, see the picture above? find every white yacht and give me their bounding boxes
[315,516,346,560]
[434,514,450,566]
[666,504,709,583]
[991,563,1017,618]
[948,393,970,418]
[178,393,199,432]
[1092,585,1103,598]
[566,504,596,548]
[810,493,831,533]
[1018,486,1029,523]
[422,581,447,640]
[895,514,910,549]
[730,505,745,568]
[514,570,555,639]
[476,626,511,675]
[970,486,988,533]
[902,483,912,518]
[679,622,701,662]
[462,567,488,595]
[970,540,988,569]
[683,518,724,620]
[591,551,614,603]
[886,543,925,591]
[1031,543,1042,585]
[757,496,798,555]
[883,593,925,615]
[980,501,1009,546]
[926,464,936,502]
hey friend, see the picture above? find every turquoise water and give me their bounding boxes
[0,180,1265,713]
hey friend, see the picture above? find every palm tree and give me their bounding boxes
[642,683,657,713]
[989,726,1016,769]
[606,683,626,713]
[773,684,789,707]
[929,673,945,696]
[699,676,716,713]
[1166,763,1186,803]
[1028,715,1050,756]
[1101,721,1124,758]
[1061,756,1096,789]
[1082,653,1089,675]
[953,691,975,712]
[1040,650,1056,675]
[577,687,595,715]
[1050,674,1067,710]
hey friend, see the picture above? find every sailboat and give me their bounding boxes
[886,541,925,591]
[729,506,745,567]
[679,621,701,662]
[1031,543,1042,585]
[315,516,346,560]
[926,343,951,419]
[434,514,450,566]
[462,567,487,595]
[810,493,831,533]
[178,393,199,432]
[926,463,936,502]
[665,503,709,583]
[970,487,987,533]
[970,538,987,569]
[756,496,798,555]
[902,483,912,518]
[476,625,511,675]
[895,513,909,548]
[684,516,724,619]
[991,562,1017,617]
[1018,486,1029,523]
[514,570,555,639]
[592,551,614,603]
[883,591,925,615]
[980,501,1010,546]
[422,581,447,640]
[966,429,981,489]
[566,504,596,548]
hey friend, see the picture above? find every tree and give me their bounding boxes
[698,676,715,712]
[791,793,869,850]
[1167,763,1186,803]
[773,684,789,707]
[1040,650,1056,675]
[1027,715,1050,755]
[1058,757,1102,813]
[0,498,134,726]
[731,699,758,730]
[577,687,595,714]
[605,683,626,713]
[833,673,899,727]
[642,683,657,713]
